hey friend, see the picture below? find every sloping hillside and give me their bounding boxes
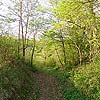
[0,61,36,100]
[0,60,66,100]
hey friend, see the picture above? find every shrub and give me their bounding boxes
[71,61,100,99]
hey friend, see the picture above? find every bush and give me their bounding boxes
[71,60,100,99]
[0,36,17,65]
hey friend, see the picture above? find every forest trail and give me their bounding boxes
[33,72,66,100]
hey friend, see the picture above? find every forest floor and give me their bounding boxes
[31,72,66,100]
[0,60,88,100]
[0,61,67,100]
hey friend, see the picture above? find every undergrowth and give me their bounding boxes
[0,60,39,100]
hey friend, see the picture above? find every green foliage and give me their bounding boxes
[32,89,40,100]
[0,60,36,100]
[71,58,100,100]
[0,36,17,65]
[1,0,100,99]
[52,0,100,64]
[42,66,88,100]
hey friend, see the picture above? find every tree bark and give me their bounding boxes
[60,31,67,67]
[19,0,25,60]
[55,47,64,67]
[18,20,20,58]
[30,33,36,67]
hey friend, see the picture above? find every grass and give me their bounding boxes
[1,57,100,100]
[36,66,89,100]
[0,60,39,100]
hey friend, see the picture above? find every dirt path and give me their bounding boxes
[34,72,66,100]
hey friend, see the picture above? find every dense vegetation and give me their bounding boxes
[0,0,100,100]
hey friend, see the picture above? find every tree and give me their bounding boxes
[52,0,100,64]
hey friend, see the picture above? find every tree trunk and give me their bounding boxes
[75,43,82,66]
[88,1,98,62]
[19,0,25,60]
[60,31,67,67]
[30,33,36,67]
[25,1,30,48]
[18,21,20,58]
[55,47,64,67]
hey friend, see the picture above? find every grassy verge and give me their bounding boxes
[38,66,89,100]
[0,60,39,100]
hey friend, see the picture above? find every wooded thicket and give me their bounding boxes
[1,0,100,100]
